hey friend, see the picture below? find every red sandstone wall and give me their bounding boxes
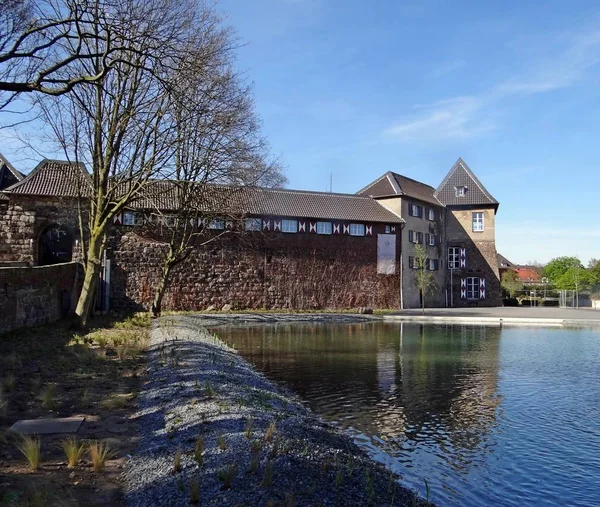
[0,262,81,334]
[108,225,402,311]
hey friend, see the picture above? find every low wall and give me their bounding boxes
[0,262,81,334]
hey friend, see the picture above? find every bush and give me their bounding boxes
[503,298,519,307]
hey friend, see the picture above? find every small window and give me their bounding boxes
[408,256,416,269]
[208,218,225,230]
[162,215,177,227]
[427,233,436,246]
[428,259,439,271]
[245,218,262,231]
[316,221,332,235]
[349,223,365,236]
[409,204,422,217]
[472,212,484,232]
[281,219,298,233]
[428,209,436,221]
[467,277,480,299]
[385,225,391,234]
[122,211,136,226]
[448,247,460,269]
[455,186,466,197]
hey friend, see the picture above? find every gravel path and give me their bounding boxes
[123,315,423,506]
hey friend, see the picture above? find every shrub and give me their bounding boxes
[39,384,57,410]
[190,476,200,504]
[194,436,204,466]
[217,463,237,490]
[264,421,277,443]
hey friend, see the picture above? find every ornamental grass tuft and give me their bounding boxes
[17,435,41,471]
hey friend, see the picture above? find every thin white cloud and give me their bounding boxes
[383,96,493,141]
[428,59,467,79]
[384,29,600,142]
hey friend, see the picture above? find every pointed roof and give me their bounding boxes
[3,159,91,197]
[356,171,442,206]
[0,152,24,192]
[497,253,515,269]
[434,158,498,208]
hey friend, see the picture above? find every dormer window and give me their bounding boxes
[455,186,467,197]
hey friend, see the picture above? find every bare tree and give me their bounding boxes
[413,244,436,314]
[39,0,231,328]
[142,55,286,316]
[0,0,186,110]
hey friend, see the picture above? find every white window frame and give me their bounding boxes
[349,223,365,236]
[427,233,436,246]
[208,218,225,230]
[448,247,460,270]
[466,277,480,299]
[455,186,466,197]
[472,212,484,232]
[316,221,332,235]
[281,219,298,233]
[428,259,438,271]
[244,218,262,231]
[122,211,136,226]
[409,204,422,217]
[428,209,436,221]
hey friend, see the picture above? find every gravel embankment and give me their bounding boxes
[123,314,422,506]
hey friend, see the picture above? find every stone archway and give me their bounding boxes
[38,224,74,265]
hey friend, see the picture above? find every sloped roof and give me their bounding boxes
[2,159,403,224]
[357,171,441,206]
[131,181,404,223]
[497,253,514,268]
[0,152,24,192]
[3,159,91,197]
[434,158,498,208]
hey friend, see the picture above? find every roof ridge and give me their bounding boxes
[389,171,436,190]
[355,172,399,196]
[0,152,24,180]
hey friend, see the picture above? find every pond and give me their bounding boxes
[216,322,600,506]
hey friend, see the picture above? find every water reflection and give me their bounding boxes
[216,322,600,506]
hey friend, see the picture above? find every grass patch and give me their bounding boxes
[88,441,114,472]
[244,418,254,439]
[217,434,227,451]
[194,436,204,466]
[17,435,41,471]
[60,437,85,468]
[217,463,237,490]
[264,421,277,443]
[100,393,133,411]
[189,476,200,504]
[39,384,57,410]
[261,460,273,488]
[173,448,183,473]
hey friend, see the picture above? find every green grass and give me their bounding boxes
[88,441,114,472]
[217,463,237,490]
[194,436,204,466]
[60,436,85,468]
[244,418,254,439]
[17,435,41,471]
[39,384,57,410]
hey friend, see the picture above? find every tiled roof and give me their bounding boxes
[3,159,91,197]
[130,181,404,223]
[357,171,442,206]
[497,253,514,268]
[2,159,403,224]
[434,158,498,207]
[0,153,24,192]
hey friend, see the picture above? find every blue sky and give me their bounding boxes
[215,0,600,265]
[3,0,600,264]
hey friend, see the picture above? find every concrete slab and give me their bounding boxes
[10,417,85,435]
[385,307,600,327]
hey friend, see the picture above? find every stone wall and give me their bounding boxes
[108,223,402,311]
[0,262,81,334]
[0,195,83,264]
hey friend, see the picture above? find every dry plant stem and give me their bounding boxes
[17,435,41,471]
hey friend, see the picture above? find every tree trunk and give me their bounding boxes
[74,232,104,329]
[151,259,174,317]
[421,289,425,314]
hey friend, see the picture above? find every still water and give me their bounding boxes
[217,322,600,506]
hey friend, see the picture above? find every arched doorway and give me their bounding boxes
[38,224,74,265]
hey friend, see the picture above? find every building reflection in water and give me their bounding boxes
[216,322,502,480]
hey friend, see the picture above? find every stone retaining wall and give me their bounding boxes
[0,262,81,334]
